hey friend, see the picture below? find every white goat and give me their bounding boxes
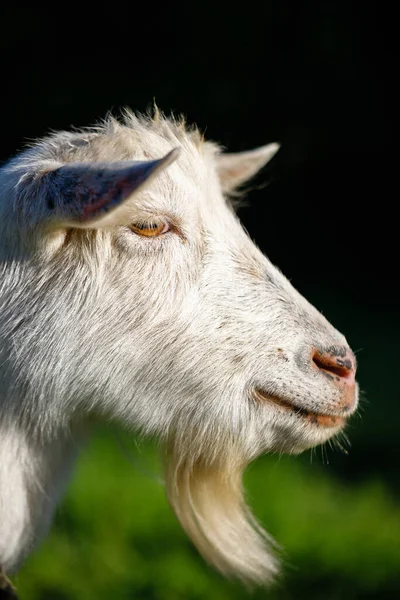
[0,109,358,588]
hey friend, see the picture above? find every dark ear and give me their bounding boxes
[40,148,180,228]
[216,143,279,193]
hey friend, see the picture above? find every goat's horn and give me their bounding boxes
[43,147,181,227]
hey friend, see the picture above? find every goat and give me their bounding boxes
[0,109,358,588]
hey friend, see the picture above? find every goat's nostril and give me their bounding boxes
[312,348,356,382]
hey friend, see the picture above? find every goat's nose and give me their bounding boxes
[312,346,357,410]
[312,346,356,385]
[312,346,356,383]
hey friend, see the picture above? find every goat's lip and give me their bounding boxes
[253,388,346,428]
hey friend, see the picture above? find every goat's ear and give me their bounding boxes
[41,149,180,228]
[216,143,280,193]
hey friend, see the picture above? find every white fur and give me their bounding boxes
[0,109,358,583]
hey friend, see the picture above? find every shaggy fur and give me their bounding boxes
[0,109,358,584]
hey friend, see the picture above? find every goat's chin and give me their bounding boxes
[254,404,349,456]
[269,430,340,456]
[164,433,279,587]
[264,418,346,456]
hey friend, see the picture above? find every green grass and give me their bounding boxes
[15,428,400,600]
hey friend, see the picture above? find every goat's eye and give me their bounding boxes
[129,221,170,237]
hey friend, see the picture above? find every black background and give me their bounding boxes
[0,3,395,303]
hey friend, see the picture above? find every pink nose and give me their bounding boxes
[312,346,357,411]
[312,347,356,382]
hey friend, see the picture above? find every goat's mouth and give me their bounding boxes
[253,388,346,428]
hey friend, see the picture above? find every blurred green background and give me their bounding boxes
[2,2,397,599]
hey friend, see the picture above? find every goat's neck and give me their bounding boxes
[0,422,81,573]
